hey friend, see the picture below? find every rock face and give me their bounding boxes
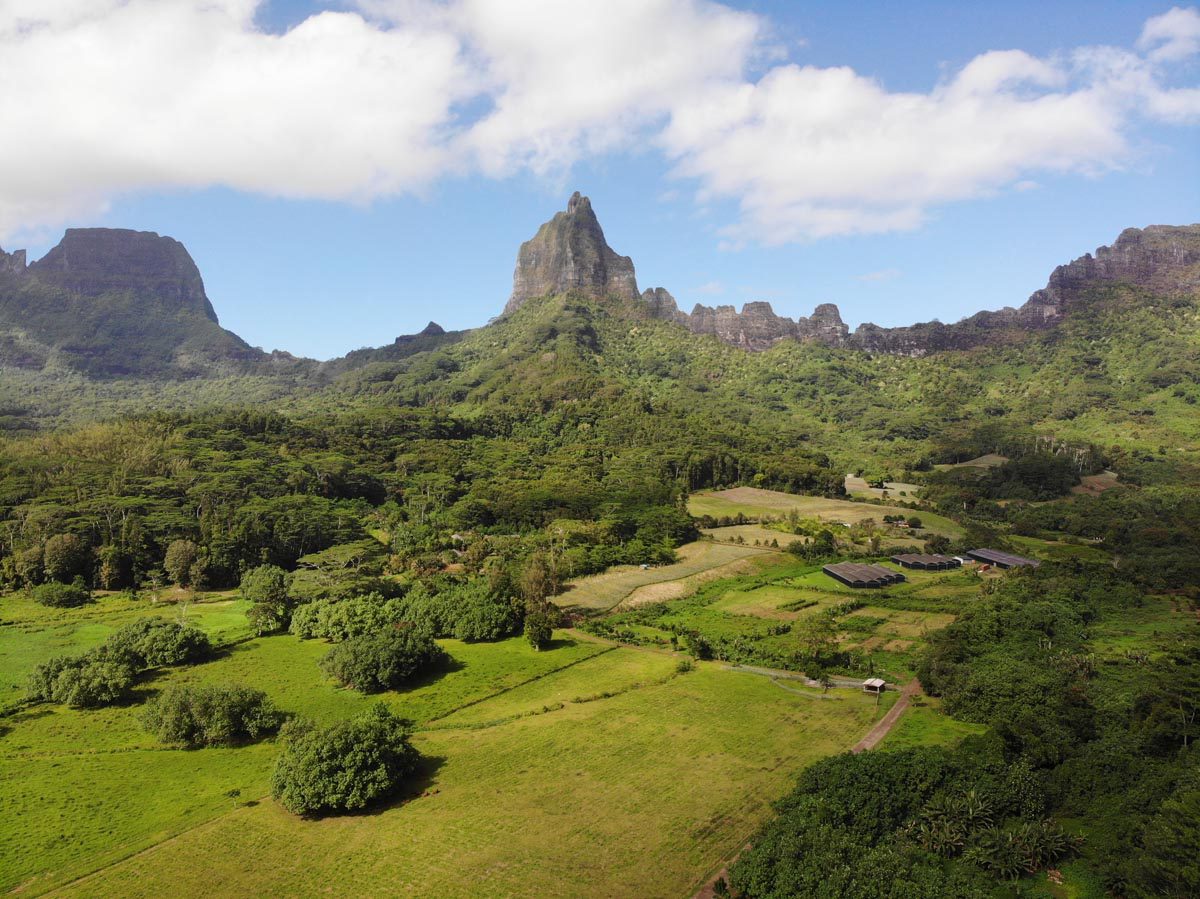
[849,224,1200,355]
[29,228,218,321]
[505,192,639,313]
[504,196,1194,356]
[0,246,26,275]
[0,228,256,376]
[678,300,850,350]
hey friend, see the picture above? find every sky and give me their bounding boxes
[1,1,1197,360]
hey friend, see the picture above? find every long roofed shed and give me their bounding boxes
[967,548,1040,569]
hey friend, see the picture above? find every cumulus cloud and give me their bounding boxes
[1138,5,1200,61]
[660,38,1199,244]
[0,1,1196,244]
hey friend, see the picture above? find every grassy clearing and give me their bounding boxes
[843,475,922,500]
[688,487,964,539]
[875,697,986,751]
[48,663,886,899]
[702,523,792,547]
[932,453,1008,471]
[556,540,773,611]
[1087,597,1199,661]
[0,592,253,707]
[0,626,609,894]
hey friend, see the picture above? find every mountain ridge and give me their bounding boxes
[0,196,1196,379]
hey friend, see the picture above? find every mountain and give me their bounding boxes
[505,193,1200,355]
[0,228,264,377]
[505,191,639,313]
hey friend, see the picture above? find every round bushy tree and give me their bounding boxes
[31,579,92,608]
[523,607,554,651]
[271,704,420,816]
[28,652,135,708]
[320,626,447,693]
[107,618,212,668]
[143,684,284,747]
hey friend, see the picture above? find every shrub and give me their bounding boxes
[142,684,284,747]
[27,651,135,708]
[320,626,447,693]
[31,579,92,608]
[270,704,420,816]
[107,618,212,667]
[290,593,403,642]
[523,607,554,650]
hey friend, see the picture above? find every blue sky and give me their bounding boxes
[2,1,1197,359]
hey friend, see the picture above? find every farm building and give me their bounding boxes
[822,562,906,588]
[966,548,1040,569]
[862,677,887,695]
[889,553,961,570]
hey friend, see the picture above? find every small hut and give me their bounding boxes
[862,678,887,695]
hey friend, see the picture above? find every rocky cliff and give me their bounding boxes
[505,192,639,313]
[849,224,1200,355]
[0,228,257,376]
[507,194,1199,356]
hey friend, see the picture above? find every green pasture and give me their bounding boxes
[0,592,253,707]
[0,591,893,897]
[11,660,886,898]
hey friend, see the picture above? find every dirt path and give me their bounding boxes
[691,678,922,898]
[852,678,921,753]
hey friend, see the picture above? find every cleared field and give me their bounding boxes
[876,698,986,750]
[843,475,921,499]
[0,631,611,894]
[1072,469,1120,495]
[701,523,792,547]
[932,453,1008,471]
[0,593,253,707]
[556,540,774,612]
[688,488,964,539]
[44,663,887,899]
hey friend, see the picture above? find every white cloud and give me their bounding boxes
[694,280,725,294]
[0,1,1196,245]
[660,37,1199,244]
[1138,6,1200,62]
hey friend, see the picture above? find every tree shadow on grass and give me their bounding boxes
[399,655,466,693]
[308,753,448,820]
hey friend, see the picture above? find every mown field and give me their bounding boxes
[0,592,893,897]
[555,539,776,612]
[687,487,965,539]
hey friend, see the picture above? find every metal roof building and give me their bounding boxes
[966,548,1040,569]
[822,562,906,588]
[889,553,961,570]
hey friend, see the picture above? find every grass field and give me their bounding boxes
[876,697,986,750]
[687,487,965,539]
[843,475,922,500]
[12,659,887,898]
[0,590,895,898]
[932,453,1008,471]
[0,591,253,707]
[555,540,776,612]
